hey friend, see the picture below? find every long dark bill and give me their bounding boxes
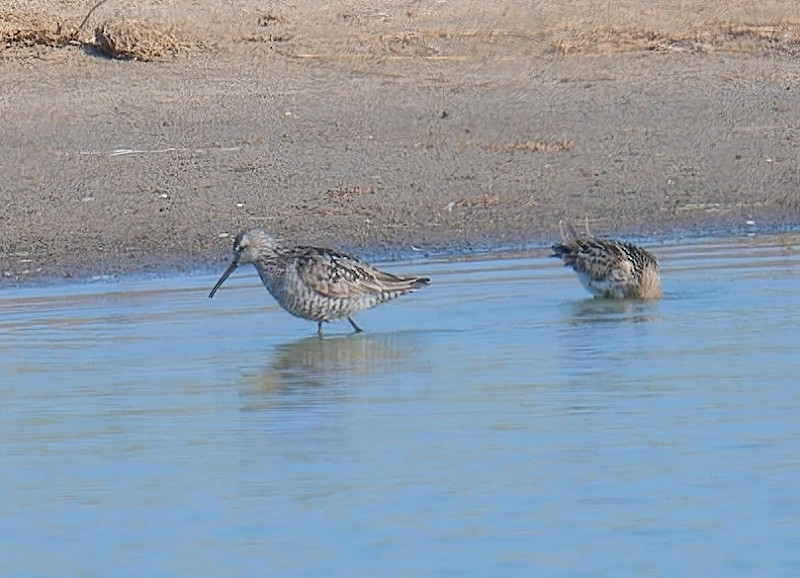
[208,260,238,298]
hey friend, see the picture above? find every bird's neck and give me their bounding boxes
[251,253,285,289]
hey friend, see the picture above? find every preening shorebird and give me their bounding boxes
[551,222,661,300]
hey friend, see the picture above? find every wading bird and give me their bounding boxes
[551,222,661,300]
[209,229,430,335]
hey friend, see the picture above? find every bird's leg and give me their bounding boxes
[347,317,363,333]
[317,321,324,337]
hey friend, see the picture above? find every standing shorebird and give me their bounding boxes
[208,229,430,335]
[551,222,662,300]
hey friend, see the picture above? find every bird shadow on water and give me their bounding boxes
[237,332,426,412]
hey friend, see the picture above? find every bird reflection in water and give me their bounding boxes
[566,296,661,326]
[557,297,662,391]
[238,332,423,411]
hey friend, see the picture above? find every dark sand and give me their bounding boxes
[2,1,800,284]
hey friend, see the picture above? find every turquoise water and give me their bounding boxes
[1,235,799,577]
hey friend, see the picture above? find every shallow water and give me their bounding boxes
[2,235,800,577]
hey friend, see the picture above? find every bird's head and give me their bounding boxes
[208,228,279,298]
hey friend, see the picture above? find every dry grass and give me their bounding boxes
[324,186,376,199]
[497,140,576,153]
[460,139,576,153]
[3,3,800,61]
[93,19,186,61]
[443,194,500,212]
[549,21,800,55]
[1,11,189,61]
[0,12,77,48]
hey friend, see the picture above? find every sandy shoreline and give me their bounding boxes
[2,1,800,285]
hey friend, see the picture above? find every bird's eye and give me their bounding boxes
[234,245,244,254]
